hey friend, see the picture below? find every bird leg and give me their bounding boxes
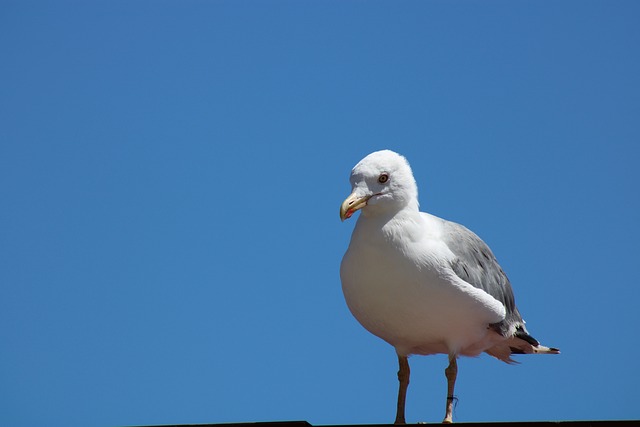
[442,355,458,423]
[394,355,410,424]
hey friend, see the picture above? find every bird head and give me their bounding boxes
[340,150,419,221]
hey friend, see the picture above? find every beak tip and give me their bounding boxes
[340,192,369,222]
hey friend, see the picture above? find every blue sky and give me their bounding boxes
[1,1,639,426]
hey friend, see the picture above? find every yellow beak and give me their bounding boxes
[340,192,371,221]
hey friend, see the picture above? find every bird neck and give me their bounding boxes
[360,200,421,229]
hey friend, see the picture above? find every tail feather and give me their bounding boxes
[514,327,560,354]
[486,327,560,363]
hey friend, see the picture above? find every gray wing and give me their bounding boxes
[440,218,531,339]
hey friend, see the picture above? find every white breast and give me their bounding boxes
[340,212,506,357]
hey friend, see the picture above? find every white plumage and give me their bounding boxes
[339,150,558,424]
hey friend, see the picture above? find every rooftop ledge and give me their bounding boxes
[135,420,639,427]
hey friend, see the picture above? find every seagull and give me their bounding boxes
[339,150,559,424]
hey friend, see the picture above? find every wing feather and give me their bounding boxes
[440,219,524,336]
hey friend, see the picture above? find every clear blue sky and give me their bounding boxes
[2,1,639,426]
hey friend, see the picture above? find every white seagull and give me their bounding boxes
[339,150,559,424]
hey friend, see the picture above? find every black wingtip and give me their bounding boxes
[514,326,540,347]
[509,347,526,355]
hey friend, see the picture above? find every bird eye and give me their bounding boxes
[378,173,389,184]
